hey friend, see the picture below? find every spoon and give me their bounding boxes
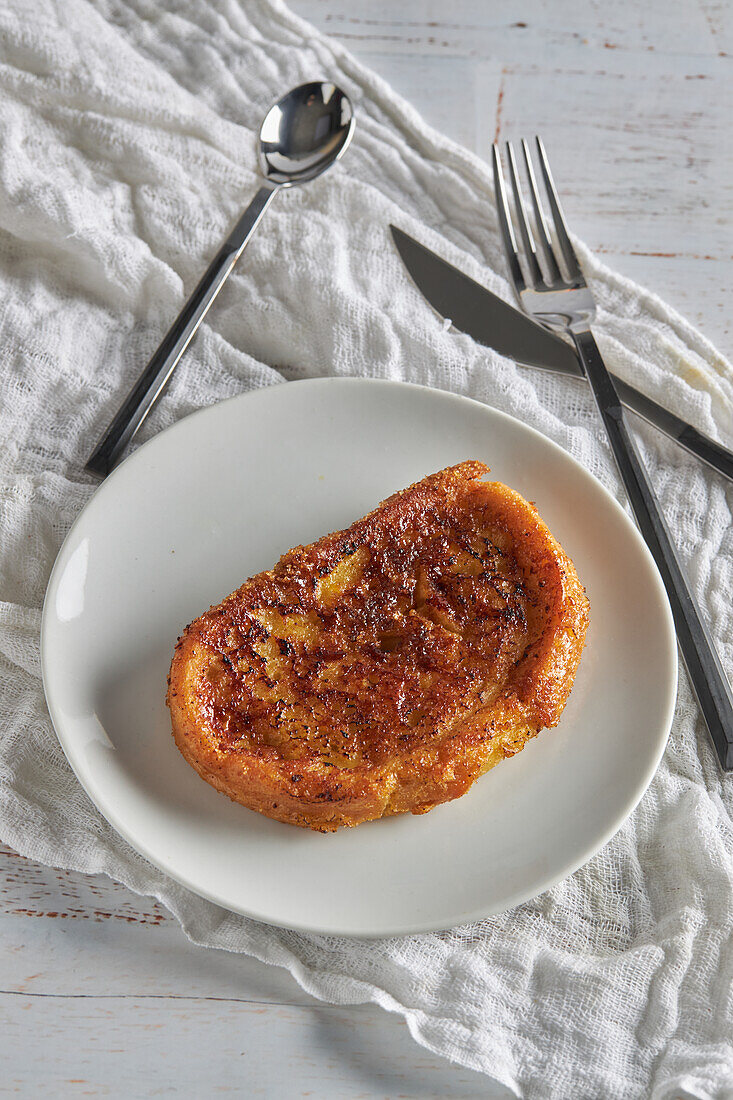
[85,81,355,477]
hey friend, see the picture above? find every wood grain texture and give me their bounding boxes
[3,1,731,1095]
[297,0,732,350]
[1,994,501,1098]
[0,844,498,1097]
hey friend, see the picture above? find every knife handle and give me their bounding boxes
[613,376,733,482]
[676,425,733,482]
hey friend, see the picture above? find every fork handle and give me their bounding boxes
[573,328,733,771]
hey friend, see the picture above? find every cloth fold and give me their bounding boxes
[0,1,731,1096]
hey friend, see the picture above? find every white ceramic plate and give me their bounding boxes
[42,379,677,936]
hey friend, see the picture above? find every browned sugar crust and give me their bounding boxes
[167,462,589,831]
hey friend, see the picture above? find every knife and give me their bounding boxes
[390,226,733,484]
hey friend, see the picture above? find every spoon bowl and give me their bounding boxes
[259,81,354,186]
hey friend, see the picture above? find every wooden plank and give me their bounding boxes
[293,0,732,352]
[0,844,170,928]
[0,843,310,1005]
[0,993,501,1098]
[294,0,718,56]
[0,914,312,1006]
[0,846,500,1095]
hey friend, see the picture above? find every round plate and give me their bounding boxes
[42,379,677,937]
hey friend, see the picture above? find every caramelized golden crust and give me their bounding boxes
[167,462,589,831]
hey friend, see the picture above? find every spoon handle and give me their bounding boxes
[85,183,278,478]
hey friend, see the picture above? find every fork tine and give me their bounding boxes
[491,143,525,293]
[520,139,561,285]
[504,142,544,289]
[534,136,583,280]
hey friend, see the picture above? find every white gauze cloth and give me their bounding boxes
[0,1,732,1096]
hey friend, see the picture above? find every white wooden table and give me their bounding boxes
[2,2,730,1095]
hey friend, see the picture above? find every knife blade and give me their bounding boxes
[390,225,733,484]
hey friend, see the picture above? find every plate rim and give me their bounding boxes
[41,377,678,937]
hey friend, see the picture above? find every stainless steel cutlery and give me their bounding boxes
[389,226,733,483]
[492,136,732,770]
[85,82,354,478]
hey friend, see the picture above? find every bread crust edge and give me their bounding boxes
[167,471,589,832]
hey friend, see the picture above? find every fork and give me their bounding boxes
[493,137,733,771]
